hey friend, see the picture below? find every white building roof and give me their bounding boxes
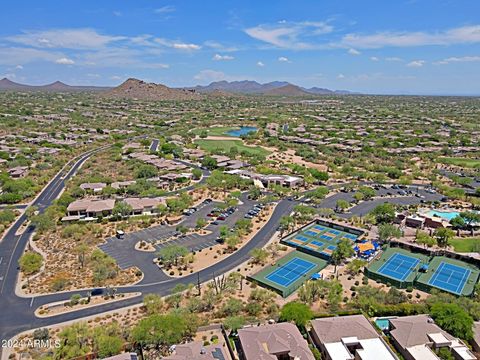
[356,338,397,360]
[324,342,354,360]
[406,345,440,360]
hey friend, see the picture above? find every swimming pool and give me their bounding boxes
[375,317,395,331]
[426,209,480,223]
[426,210,460,221]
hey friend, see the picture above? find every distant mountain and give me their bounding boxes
[194,80,355,95]
[105,78,201,101]
[264,84,311,96]
[0,78,110,92]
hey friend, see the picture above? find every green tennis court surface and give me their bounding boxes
[248,251,328,297]
[367,246,480,296]
[416,256,480,296]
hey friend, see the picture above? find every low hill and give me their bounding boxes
[263,84,311,97]
[0,78,110,92]
[105,78,201,100]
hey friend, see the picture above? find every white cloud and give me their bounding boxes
[244,20,333,50]
[257,61,265,67]
[55,57,75,65]
[278,56,291,62]
[87,73,100,78]
[340,25,480,49]
[406,60,425,67]
[113,11,122,17]
[173,43,200,50]
[213,54,234,61]
[385,57,403,62]
[111,75,122,80]
[348,48,361,55]
[7,28,125,49]
[370,56,379,61]
[155,38,201,51]
[337,73,345,79]
[203,41,238,52]
[154,5,175,14]
[15,65,23,69]
[0,47,62,66]
[194,70,226,83]
[435,56,480,65]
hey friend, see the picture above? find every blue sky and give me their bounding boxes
[1,0,480,94]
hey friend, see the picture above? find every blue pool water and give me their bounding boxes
[227,126,258,137]
[375,318,394,331]
[426,210,460,221]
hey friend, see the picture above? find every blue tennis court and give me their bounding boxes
[320,234,333,241]
[266,258,316,287]
[344,234,358,240]
[428,262,471,295]
[311,241,324,247]
[305,230,318,237]
[377,253,420,281]
[314,225,326,231]
[329,229,341,235]
[327,245,337,251]
[294,235,309,242]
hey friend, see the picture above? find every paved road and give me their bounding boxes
[0,159,446,347]
[99,194,267,283]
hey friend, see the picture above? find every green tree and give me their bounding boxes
[31,212,56,234]
[201,156,217,170]
[54,322,90,359]
[434,228,455,248]
[192,168,202,180]
[248,186,262,200]
[157,245,189,267]
[416,230,436,247]
[430,302,474,340]
[95,334,123,358]
[335,199,350,213]
[112,201,133,218]
[378,223,402,244]
[250,248,269,265]
[135,164,157,179]
[371,203,396,224]
[223,316,245,333]
[331,238,355,273]
[279,302,313,328]
[225,233,240,251]
[143,294,164,315]
[131,313,196,352]
[19,252,43,275]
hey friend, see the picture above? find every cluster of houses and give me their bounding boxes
[226,169,303,189]
[236,314,476,360]
[106,314,478,360]
[127,152,189,172]
[62,196,166,222]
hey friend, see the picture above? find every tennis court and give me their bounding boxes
[266,258,316,287]
[281,220,364,260]
[377,253,420,281]
[249,251,328,297]
[366,247,428,288]
[428,262,470,295]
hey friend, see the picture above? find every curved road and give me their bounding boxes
[0,148,442,347]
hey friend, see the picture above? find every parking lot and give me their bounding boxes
[98,193,264,281]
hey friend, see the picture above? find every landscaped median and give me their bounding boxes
[35,292,141,318]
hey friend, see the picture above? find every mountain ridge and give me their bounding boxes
[0,77,357,96]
